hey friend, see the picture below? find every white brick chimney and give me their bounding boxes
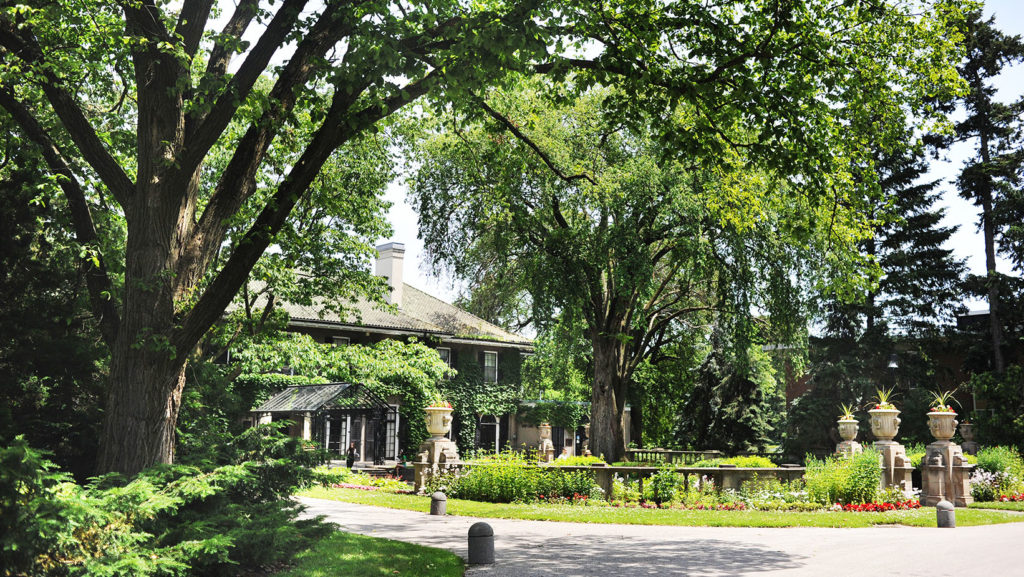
[375,242,405,307]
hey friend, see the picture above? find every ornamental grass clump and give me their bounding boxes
[804,448,881,505]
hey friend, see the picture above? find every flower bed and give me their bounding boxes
[999,494,1024,502]
[834,500,920,512]
[609,501,749,511]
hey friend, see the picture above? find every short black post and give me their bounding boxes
[430,492,447,516]
[468,522,494,564]
[936,499,955,528]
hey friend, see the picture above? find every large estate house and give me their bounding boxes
[251,243,536,465]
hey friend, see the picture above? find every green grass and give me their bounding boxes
[273,531,463,577]
[969,501,1024,512]
[299,486,1024,528]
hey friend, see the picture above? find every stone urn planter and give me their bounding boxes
[927,411,958,441]
[960,422,975,442]
[538,422,555,462]
[424,406,454,440]
[837,418,859,442]
[868,408,901,441]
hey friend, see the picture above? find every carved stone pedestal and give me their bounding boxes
[413,438,461,492]
[538,422,555,463]
[874,440,914,496]
[836,419,862,457]
[836,440,863,457]
[413,406,461,493]
[921,441,974,507]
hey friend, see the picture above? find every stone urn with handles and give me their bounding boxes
[927,411,958,442]
[425,406,454,440]
[837,418,859,442]
[869,408,901,441]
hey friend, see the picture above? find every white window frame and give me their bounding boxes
[483,351,498,383]
[332,336,350,346]
[437,347,452,366]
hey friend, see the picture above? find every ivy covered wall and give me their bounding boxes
[439,347,522,454]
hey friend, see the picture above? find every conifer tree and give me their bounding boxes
[951,11,1024,374]
[789,144,966,453]
[870,147,967,334]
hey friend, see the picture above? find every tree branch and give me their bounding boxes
[175,0,215,58]
[476,97,598,186]
[203,0,260,80]
[0,20,136,205]
[174,2,357,297]
[175,71,437,355]
[0,86,121,346]
[183,0,312,171]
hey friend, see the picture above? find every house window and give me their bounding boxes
[483,351,498,383]
[437,347,451,366]
[332,336,350,346]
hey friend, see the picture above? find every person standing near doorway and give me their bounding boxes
[346,441,359,468]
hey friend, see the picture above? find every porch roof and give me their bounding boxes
[254,382,389,413]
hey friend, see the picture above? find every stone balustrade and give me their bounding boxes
[624,449,725,464]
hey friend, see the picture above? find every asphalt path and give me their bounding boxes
[297,497,1024,576]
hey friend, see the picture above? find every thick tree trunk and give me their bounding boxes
[979,131,1005,375]
[97,353,187,474]
[95,197,189,474]
[589,334,628,463]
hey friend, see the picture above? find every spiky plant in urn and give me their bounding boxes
[927,389,959,441]
[868,387,901,441]
[837,404,859,442]
[835,404,863,456]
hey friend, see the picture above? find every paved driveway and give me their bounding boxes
[297,497,1023,576]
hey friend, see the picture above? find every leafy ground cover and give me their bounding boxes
[299,487,1024,528]
[272,532,463,577]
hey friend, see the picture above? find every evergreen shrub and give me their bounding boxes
[1,429,332,577]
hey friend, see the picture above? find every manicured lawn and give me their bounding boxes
[273,531,463,577]
[969,501,1024,512]
[299,486,1024,528]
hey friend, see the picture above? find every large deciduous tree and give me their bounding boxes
[0,0,965,472]
[410,67,957,461]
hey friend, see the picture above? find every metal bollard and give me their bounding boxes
[430,492,447,516]
[468,522,494,564]
[936,499,955,528]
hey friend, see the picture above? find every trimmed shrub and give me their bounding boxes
[690,456,777,468]
[551,455,607,467]
[449,452,599,503]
